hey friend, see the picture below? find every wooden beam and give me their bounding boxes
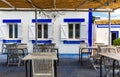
[75,0,89,9]
[53,0,56,9]
[1,0,15,8]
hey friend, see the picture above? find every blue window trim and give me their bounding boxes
[3,40,21,43]
[32,40,52,44]
[63,40,85,44]
[97,24,120,28]
[3,19,21,23]
[32,19,52,23]
[88,9,92,46]
[64,18,85,22]
[111,31,119,38]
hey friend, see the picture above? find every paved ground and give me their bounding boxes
[0,55,119,77]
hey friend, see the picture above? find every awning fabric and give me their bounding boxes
[95,19,120,24]
[0,0,120,11]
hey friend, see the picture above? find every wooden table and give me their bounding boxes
[99,53,120,77]
[22,52,58,77]
[79,46,98,65]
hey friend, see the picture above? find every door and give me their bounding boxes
[111,31,119,45]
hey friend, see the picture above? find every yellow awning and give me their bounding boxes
[0,0,120,11]
[95,19,120,24]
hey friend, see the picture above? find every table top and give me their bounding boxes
[22,52,58,60]
[99,53,120,61]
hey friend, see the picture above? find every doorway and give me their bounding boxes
[111,31,119,45]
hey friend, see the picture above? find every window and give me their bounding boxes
[68,23,80,39]
[8,24,18,38]
[38,24,48,39]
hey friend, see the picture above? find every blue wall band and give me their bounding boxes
[3,19,21,23]
[64,18,85,22]
[3,40,21,43]
[63,40,85,44]
[32,19,52,23]
[32,40,52,44]
[97,25,120,28]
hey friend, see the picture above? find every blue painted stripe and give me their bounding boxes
[59,54,89,58]
[97,25,120,28]
[88,9,92,46]
[32,19,52,23]
[32,40,52,44]
[3,19,21,23]
[3,40,21,43]
[64,18,85,22]
[63,40,85,44]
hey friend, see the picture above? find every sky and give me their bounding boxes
[93,9,120,19]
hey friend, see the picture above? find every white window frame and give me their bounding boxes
[37,23,48,39]
[68,23,80,39]
[8,23,18,39]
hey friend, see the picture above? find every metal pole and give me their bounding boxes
[35,9,38,45]
[108,12,111,46]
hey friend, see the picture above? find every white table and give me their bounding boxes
[22,52,58,77]
[99,53,120,77]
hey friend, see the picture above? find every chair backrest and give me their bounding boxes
[33,43,56,53]
[32,59,54,77]
[116,46,120,53]
[100,46,117,53]
[79,42,88,48]
[97,45,108,53]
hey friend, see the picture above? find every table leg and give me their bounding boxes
[100,56,103,77]
[113,60,116,77]
[54,60,57,77]
[30,60,32,77]
[79,48,80,62]
[25,60,28,77]
[81,49,83,65]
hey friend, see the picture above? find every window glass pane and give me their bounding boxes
[69,24,73,39]
[75,24,80,39]
[44,24,48,38]
[38,24,42,38]
[14,24,18,38]
[9,24,13,38]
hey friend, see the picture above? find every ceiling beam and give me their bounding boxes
[26,0,43,10]
[93,0,112,10]
[1,0,15,8]
[53,0,56,9]
[75,0,89,9]
[0,8,113,12]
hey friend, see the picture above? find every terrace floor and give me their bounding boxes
[0,55,119,77]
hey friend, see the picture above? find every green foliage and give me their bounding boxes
[92,16,95,23]
[113,38,120,46]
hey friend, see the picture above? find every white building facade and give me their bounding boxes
[0,11,93,55]
[95,20,120,45]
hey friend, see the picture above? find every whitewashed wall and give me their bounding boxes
[95,24,120,45]
[0,11,89,54]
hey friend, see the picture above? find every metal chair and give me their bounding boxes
[6,44,22,67]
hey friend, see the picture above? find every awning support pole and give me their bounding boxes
[35,9,38,45]
[108,11,111,46]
